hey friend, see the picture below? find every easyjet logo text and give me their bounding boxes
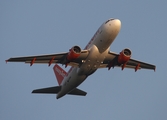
[55,67,67,77]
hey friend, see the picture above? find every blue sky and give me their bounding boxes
[1,1,167,120]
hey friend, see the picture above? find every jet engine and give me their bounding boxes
[67,46,81,61]
[118,48,131,64]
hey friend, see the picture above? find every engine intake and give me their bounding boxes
[67,46,81,61]
[118,48,131,64]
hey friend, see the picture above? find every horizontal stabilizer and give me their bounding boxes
[32,86,87,96]
[32,86,61,94]
[68,88,87,96]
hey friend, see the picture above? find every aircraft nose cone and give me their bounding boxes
[105,18,121,32]
[112,19,121,29]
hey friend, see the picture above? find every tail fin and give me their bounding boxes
[53,64,67,85]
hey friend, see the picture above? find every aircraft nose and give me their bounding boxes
[104,18,121,35]
[105,18,121,32]
[112,19,121,29]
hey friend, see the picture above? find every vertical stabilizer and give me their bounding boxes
[53,64,67,85]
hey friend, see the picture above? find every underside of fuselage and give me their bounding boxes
[56,19,121,99]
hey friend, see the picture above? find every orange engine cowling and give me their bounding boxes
[67,46,81,61]
[118,48,132,64]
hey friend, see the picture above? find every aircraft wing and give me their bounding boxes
[100,51,156,71]
[6,50,89,67]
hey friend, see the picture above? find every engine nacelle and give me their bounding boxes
[118,48,132,64]
[67,46,81,61]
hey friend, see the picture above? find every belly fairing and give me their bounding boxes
[77,45,108,76]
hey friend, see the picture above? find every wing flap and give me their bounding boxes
[25,60,58,64]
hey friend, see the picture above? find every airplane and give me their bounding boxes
[6,18,156,99]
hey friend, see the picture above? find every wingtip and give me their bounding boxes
[31,90,37,93]
[32,89,39,93]
[31,90,34,93]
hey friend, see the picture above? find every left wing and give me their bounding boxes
[6,50,89,67]
[100,51,156,71]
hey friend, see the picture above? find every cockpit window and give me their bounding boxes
[105,18,114,24]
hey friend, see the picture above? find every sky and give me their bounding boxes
[1,1,167,120]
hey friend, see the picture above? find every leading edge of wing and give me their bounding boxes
[6,52,68,62]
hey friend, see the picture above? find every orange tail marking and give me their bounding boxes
[53,64,67,85]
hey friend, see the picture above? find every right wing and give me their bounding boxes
[100,51,156,71]
[6,50,89,67]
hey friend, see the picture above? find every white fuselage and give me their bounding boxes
[57,19,121,99]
